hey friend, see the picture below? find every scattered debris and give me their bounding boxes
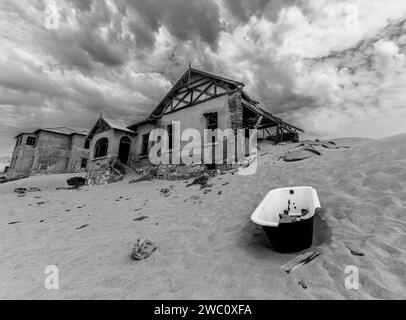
[76,224,88,230]
[299,280,308,289]
[133,216,148,221]
[67,176,86,187]
[160,188,171,197]
[131,238,157,260]
[283,147,322,162]
[281,251,321,274]
[8,221,22,225]
[279,207,309,223]
[28,187,41,192]
[347,246,364,256]
[14,188,27,194]
[37,201,45,205]
[203,189,211,194]
[56,186,80,190]
[87,160,124,185]
[186,175,209,189]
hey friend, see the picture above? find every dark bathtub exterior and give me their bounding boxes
[263,216,314,253]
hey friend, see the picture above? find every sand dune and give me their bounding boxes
[1,134,405,299]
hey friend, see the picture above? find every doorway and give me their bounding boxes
[204,112,218,169]
[118,136,131,165]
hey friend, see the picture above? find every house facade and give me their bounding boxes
[85,117,137,171]
[9,127,89,176]
[86,68,303,170]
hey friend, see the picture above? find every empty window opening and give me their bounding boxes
[167,124,173,150]
[81,158,88,168]
[141,134,149,156]
[26,136,37,146]
[84,139,90,149]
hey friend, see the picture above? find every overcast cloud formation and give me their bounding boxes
[0,0,406,156]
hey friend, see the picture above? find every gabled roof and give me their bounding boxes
[15,127,87,138]
[127,118,157,131]
[148,67,245,118]
[85,115,135,142]
[38,127,88,136]
[102,117,135,133]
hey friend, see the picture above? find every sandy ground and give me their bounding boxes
[1,134,405,299]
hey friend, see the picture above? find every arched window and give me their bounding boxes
[120,136,131,144]
[94,137,108,158]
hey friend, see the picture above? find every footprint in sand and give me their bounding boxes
[8,221,22,225]
[133,216,148,221]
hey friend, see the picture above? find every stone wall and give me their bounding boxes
[86,160,123,185]
[32,131,71,173]
[9,134,36,175]
[228,91,243,132]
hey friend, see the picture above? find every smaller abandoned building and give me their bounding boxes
[85,117,137,172]
[9,127,89,176]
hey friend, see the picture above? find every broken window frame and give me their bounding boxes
[26,136,37,147]
[94,137,108,158]
[205,112,218,131]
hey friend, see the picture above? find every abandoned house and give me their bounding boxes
[85,67,303,170]
[9,127,89,175]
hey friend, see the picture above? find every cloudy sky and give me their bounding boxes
[0,0,406,157]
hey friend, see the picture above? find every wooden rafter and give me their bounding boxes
[172,90,191,109]
[191,81,214,104]
[177,78,212,94]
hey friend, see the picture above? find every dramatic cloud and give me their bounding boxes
[0,0,406,157]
